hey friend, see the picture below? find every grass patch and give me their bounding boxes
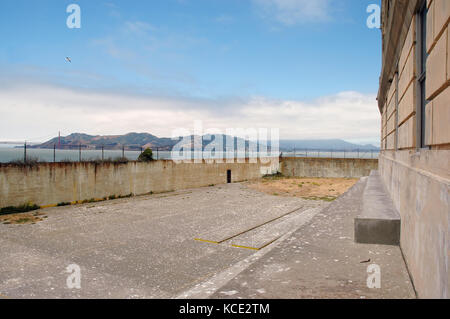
[14,217,34,224]
[58,194,134,206]
[112,157,129,164]
[107,193,133,201]
[262,172,284,180]
[302,196,337,202]
[118,193,133,199]
[0,203,41,216]
[1,210,46,225]
[57,202,71,207]
[84,158,103,164]
[8,157,43,166]
[81,198,97,204]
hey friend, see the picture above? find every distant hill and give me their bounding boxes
[30,133,379,151]
[31,133,176,151]
[279,139,379,151]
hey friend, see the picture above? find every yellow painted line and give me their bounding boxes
[231,244,260,251]
[194,206,305,249]
[196,236,282,251]
[0,292,10,299]
[214,206,304,244]
[40,204,58,209]
[257,237,281,250]
[194,238,220,244]
[232,236,282,251]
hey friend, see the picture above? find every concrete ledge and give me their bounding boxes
[355,170,401,245]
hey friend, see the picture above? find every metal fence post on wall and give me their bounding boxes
[79,144,81,162]
[102,146,104,161]
[24,141,27,163]
[122,145,125,159]
[53,144,56,163]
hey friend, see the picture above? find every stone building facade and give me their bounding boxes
[378,0,449,298]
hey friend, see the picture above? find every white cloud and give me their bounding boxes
[253,0,331,25]
[124,21,157,35]
[0,83,379,144]
[104,2,121,18]
[215,14,234,24]
[91,37,136,59]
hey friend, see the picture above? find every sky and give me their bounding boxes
[0,0,382,145]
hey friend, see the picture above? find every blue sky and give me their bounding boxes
[0,0,382,144]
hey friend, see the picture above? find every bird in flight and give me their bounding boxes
[65,57,72,63]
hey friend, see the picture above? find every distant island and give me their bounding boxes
[30,133,175,151]
[28,132,380,152]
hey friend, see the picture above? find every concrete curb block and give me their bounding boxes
[355,170,401,245]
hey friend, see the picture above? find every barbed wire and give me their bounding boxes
[3,143,379,164]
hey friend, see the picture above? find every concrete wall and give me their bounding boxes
[378,0,450,299]
[379,150,449,298]
[0,159,278,208]
[0,157,379,209]
[280,157,378,178]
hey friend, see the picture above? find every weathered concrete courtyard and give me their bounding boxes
[0,179,415,299]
